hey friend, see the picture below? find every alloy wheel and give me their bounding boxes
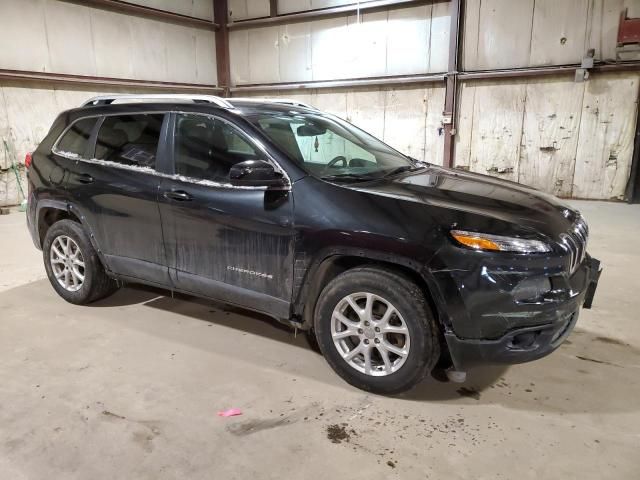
[331,292,411,376]
[50,235,85,292]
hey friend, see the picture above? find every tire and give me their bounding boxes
[43,219,118,304]
[314,266,440,395]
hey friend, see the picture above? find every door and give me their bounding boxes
[63,112,170,285]
[157,112,295,318]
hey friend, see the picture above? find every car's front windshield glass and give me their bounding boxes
[247,111,420,181]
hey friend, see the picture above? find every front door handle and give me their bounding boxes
[163,190,192,202]
[77,173,94,184]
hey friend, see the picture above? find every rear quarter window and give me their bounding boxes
[55,118,98,158]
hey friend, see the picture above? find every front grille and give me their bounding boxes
[559,216,589,274]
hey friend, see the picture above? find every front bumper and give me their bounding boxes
[438,256,602,370]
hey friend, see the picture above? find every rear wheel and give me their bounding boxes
[314,266,440,394]
[43,219,118,304]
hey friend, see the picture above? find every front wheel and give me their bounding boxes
[43,219,118,304]
[314,266,440,394]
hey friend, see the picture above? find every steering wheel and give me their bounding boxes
[323,156,348,172]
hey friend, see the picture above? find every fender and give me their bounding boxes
[292,245,448,329]
[34,199,111,272]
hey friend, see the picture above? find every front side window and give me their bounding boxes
[95,114,164,169]
[174,114,259,182]
[56,118,98,158]
[249,112,417,181]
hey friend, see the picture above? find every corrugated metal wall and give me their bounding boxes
[0,0,218,206]
[1,0,639,204]
[229,0,640,200]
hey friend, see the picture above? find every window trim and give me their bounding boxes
[51,110,291,191]
[169,111,291,190]
[51,117,100,160]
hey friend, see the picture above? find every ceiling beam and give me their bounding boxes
[58,0,219,30]
[0,69,222,92]
[230,73,445,93]
[227,0,441,30]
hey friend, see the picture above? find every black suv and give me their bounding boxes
[26,94,601,394]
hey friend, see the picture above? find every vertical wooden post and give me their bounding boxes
[442,0,462,168]
[269,0,278,17]
[214,0,231,97]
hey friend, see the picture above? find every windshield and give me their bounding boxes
[247,111,420,181]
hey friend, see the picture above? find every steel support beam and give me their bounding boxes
[59,0,218,30]
[214,0,231,96]
[459,62,640,80]
[442,0,462,168]
[227,0,441,29]
[230,73,445,93]
[625,84,640,202]
[0,69,222,92]
[228,61,640,93]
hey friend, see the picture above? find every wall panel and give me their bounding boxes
[310,16,351,81]
[573,73,639,199]
[0,82,183,206]
[229,5,449,85]
[91,9,135,78]
[529,0,589,67]
[0,0,50,73]
[232,84,446,164]
[229,0,270,22]
[518,78,585,197]
[464,0,640,70]
[248,26,281,83]
[279,23,313,82]
[386,5,430,76]
[278,0,358,15]
[456,73,640,199]
[45,1,98,76]
[130,0,214,20]
[428,1,451,72]
[0,0,217,85]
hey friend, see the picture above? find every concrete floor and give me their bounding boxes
[0,201,639,479]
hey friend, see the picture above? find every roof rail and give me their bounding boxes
[81,94,234,108]
[229,97,317,110]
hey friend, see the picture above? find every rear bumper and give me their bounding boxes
[443,256,601,370]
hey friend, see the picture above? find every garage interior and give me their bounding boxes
[1,0,640,478]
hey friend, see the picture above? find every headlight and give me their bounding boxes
[450,230,551,253]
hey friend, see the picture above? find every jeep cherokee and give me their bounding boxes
[26,94,601,394]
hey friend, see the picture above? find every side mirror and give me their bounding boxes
[229,160,286,187]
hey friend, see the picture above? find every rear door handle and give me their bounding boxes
[163,190,192,202]
[78,173,94,183]
[77,173,94,184]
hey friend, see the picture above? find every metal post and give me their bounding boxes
[214,0,231,96]
[625,88,640,202]
[442,0,462,168]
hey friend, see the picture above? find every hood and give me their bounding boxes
[350,166,578,239]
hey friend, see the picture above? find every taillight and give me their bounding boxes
[25,152,33,169]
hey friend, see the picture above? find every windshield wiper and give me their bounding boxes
[382,165,425,178]
[321,173,376,182]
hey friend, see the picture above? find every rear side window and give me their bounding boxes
[95,114,164,169]
[56,118,97,158]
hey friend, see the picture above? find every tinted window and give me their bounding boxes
[174,114,258,182]
[95,114,164,169]
[56,118,97,158]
